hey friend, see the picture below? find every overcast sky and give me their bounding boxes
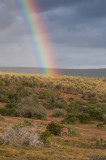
[0,0,106,69]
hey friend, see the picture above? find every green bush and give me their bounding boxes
[5,103,17,108]
[47,122,63,136]
[67,100,87,113]
[16,104,47,119]
[101,96,106,103]
[14,104,32,118]
[96,122,104,128]
[67,126,80,137]
[40,129,51,146]
[90,137,97,141]
[38,91,52,99]
[52,100,67,109]
[77,113,90,123]
[16,86,32,97]
[0,114,5,121]
[69,97,74,101]
[0,96,8,103]
[52,109,67,117]
[5,91,19,102]
[83,105,104,121]
[63,113,79,124]
[0,108,16,116]
[32,106,47,120]
[21,96,37,106]
[103,114,106,124]
[12,120,32,130]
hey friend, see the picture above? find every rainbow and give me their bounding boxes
[16,0,57,75]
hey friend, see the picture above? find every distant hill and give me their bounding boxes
[0,67,106,77]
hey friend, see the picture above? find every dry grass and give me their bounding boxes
[0,72,106,159]
[0,116,106,160]
[0,145,106,160]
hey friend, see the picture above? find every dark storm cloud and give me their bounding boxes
[0,0,85,12]
[36,0,85,12]
[77,0,106,18]
[41,0,106,48]
[0,0,106,68]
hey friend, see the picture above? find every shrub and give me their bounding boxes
[16,86,32,97]
[69,97,74,101]
[38,91,52,99]
[12,120,32,130]
[40,129,51,146]
[16,104,47,119]
[16,104,34,118]
[51,100,68,109]
[0,96,8,103]
[103,114,106,124]
[97,122,104,128]
[77,113,90,123]
[21,96,37,106]
[32,106,47,120]
[87,92,98,102]
[47,122,63,136]
[0,108,16,116]
[100,138,104,145]
[68,100,86,113]
[5,103,17,108]
[83,105,104,121]
[63,113,79,124]
[52,109,67,117]
[61,145,67,149]
[0,114,5,121]
[5,91,19,102]
[101,96,106,103]
[0,124,39,147]
[90,137,97,141]
[95,138,105,148]
[67,126,80,137]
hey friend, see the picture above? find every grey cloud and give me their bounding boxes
[0,15,27,44]
[0,43,37,67]
[0,2,14,30]
[0,0,18,11]
[55,46,106,68]
[77,0,106,18]
[0,0,106,68]
[36,0,85,12]
[41,0,106,49]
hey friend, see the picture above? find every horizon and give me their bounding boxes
[0,66,106,77]
[0,66,106,70]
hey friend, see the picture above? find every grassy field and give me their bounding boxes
[0,72,106,160]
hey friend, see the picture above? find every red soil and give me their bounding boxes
[0,102,6,108]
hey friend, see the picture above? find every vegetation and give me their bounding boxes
[96,122,104,128]
[47,121,63,136]
[40,129,51,146]
[52,108,67,117]
[0,114,5,121]
[0,73,105,123]
[0,72,106,159]
[67,126,80,137]
[0,120,39,147]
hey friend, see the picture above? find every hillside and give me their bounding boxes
[0,72,106,160]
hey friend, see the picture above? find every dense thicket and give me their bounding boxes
[0,73,106,123]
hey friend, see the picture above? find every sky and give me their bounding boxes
[0,0,106,69]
